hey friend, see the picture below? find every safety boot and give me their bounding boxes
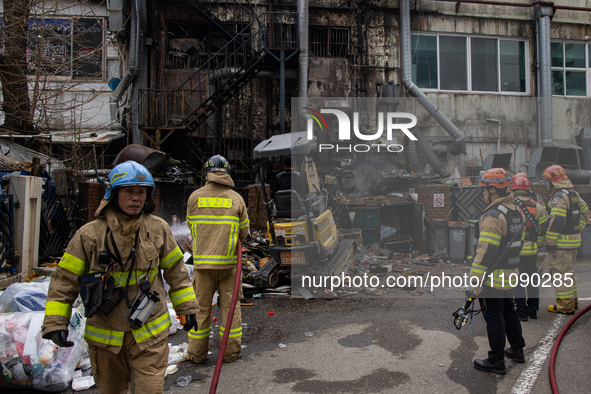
[474,358,506,375]
[504,347,525,363]
[528,309,537,320]
[548,305,574,315]
[517,310,529,322]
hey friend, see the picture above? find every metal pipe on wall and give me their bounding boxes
[399,0,465,156]
[297,0,309,125]
[109,0,140,129]
[131,0,148,144]
[536,4,553,147]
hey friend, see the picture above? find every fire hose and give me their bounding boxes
[209,239,243,394]
[549,303,591,394]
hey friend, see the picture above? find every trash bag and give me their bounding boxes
[380,225,397,241]
[0,310,87,392]
[0,281,51,313]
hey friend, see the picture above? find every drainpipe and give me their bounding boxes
[399,0,452,178]
[131,0,147,144]
[297,0,309,124]
[414,130,451,178]
[535,4,553,147]
[487,118,501,154]
[399,0,464,157]
[110,0,140,129]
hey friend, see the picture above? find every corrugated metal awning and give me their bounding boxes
[48,130,126,144]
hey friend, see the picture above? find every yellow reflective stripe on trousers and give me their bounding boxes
[45,301,72,320]
[193,255,237,265]
[111,268,159,287]
[58,253,87,276]
[132,312,171,343]
[188,326,210,339]
[85,325,124,347]
[488,269,512,289]
[170,287,196,307]
[161,246,183,269]
[198,197,232,208]
[556,290,575,298]
[219,326,242,338]
[479,232,501,246]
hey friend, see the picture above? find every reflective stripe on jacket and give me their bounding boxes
[545,179,591,250]
[186,172,249,269]
[514,191,548,255]
[470,194,525,289]
[42,206,199,353]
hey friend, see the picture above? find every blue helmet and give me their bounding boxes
[104,161,155,213]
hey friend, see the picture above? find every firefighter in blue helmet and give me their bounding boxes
[43,161,198,393]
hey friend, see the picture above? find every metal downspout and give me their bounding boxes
[399,0,452,178]
[131,0,147,144]
[535,5,553,147]
[298,0,309,123]
[109,0,140,129]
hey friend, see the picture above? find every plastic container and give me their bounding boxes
[448,222,468,263]
[177,376,192,387]
[427,219,448,256]
[466,220,478,258]
[579,219,591,258]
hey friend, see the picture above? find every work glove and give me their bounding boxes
[183,314,198,332]
[545,244,557,252]
[49,330,74,347]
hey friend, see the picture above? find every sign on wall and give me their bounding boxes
[434,193,444,208]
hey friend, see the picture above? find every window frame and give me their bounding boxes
[309,26,350,58]
[21,16,107,82]
[550,40,589,97]
[411,32,530,96]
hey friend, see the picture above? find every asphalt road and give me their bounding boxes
[7,258,591,394]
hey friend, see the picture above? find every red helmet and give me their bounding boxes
[479,168,511,190]
[511,173,531,191]
[542,165,567,183]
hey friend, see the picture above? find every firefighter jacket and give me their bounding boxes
[470,194,525,290]
[186,172,249,269]
[42,202,199,354]
[513,190,548,255]
[545,178,591,250]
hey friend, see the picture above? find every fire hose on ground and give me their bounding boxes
[209,239,243,394]
[549,302,591,394]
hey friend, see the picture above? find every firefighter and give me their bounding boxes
[187,155,249,363]
[470,168,526,374]
[510,173,548,321]
[542,165,591,314]
[42,161,198,394]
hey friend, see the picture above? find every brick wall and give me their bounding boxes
[79,181,164,224]
[80,181,104,223]
[248,183,270,231]
[415,185,452,220]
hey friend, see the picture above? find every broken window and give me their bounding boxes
[310,27,349,57]
[411,33,528,94]
[551,42,588,97]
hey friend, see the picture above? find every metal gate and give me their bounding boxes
[451,186,486,222]
[0,195,15,272]
[39,195,81,260]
